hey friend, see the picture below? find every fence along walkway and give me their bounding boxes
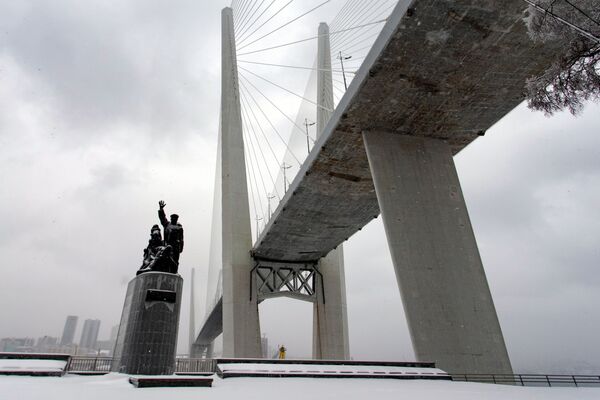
[66,357,216,374]
[64,356,600,387]
[452,374,600,387]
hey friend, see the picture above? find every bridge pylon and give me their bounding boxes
[313,22,350,360]
[219,6,261,358]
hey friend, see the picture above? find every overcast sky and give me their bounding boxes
[1,0,599,374]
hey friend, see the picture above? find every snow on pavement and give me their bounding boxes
[0,359,67,372]
[0,373,598,400]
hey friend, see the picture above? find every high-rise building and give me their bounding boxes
[79,319,101,350]
[60,315,78,346]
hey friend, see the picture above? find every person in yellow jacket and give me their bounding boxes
[278,345,286,359]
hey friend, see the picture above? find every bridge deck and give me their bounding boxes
[252,0,563,262]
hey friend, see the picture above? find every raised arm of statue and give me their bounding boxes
[158,201,168,228]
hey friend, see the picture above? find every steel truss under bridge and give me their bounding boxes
[251,259,324,303]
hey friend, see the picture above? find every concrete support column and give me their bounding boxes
[313,248,350,359]
[220,7,261,358]
[362,131,512,374]
[312,22,350,360]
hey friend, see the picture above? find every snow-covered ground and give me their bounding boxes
[0,359,67,372]
[0,373,597,400]
[217,362,448,377]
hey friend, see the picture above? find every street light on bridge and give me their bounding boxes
[338,51,352,90]
[304,118,316,155]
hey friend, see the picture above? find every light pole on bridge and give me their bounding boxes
[255,216,263,237]
[282,162,292,194]
[267,194,276,219]
[304,118,316,155]
[338,51,352,90]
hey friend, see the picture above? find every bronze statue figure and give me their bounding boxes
[138,224,178,275]
[137,200,183,275]
[158,200,184,265]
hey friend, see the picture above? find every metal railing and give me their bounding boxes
[175,358,217,374]
[64,357,600,387]
[66,357,216,374]
[67,357,113,373]
[452,374,600,387]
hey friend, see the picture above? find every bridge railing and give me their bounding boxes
[451,374,600,387]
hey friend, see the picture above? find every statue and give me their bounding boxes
[137,225,178,275]
[158,200,184,265]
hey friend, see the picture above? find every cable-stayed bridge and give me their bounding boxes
[191,0,565,374]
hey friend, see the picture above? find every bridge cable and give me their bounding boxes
[235,0,253,28]
[232,0,244,19]
[329,0,361,30]
[236,0,277,42]
[240,115,262,238]
[238,60,355,74]
[240,92,282,201]
[329,0,374,39]
[331,0,394,48]
[241,113,268,235]
[331,1,396,50]
[239,72,317,150]
[240,105,272,219]
[332,15,392,55]
[331,29,380,55]
[235,0,256,31]
[330,0,386,44]
[237,0,295,46]
[239,89,284,200]
[236,0,265,35]
[333,34,381,59]
[239,71,326,143]
[238,77,303,166]
[239,66,333,113]
[237,0,332,51]
[237,19,387,56]
[330,0,364,34]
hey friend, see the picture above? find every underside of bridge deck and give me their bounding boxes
[252,0,564,263]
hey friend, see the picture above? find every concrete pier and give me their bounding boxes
[111,272,183,375]
[220,7,262,358]
[313,22,349,360]
[313,248,350,359]
[362,131,513,374]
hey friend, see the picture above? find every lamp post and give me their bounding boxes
[338,51,352,90]
[304,118,316,155]
[282,162,292,194]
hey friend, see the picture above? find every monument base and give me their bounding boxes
[111,272,183,375]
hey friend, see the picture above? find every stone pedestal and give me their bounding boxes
[111,272,183,375]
